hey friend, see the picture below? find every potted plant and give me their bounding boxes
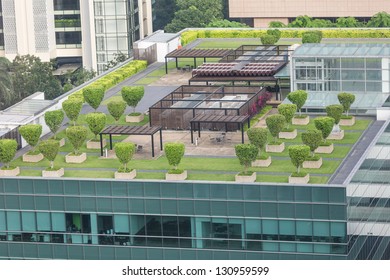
[247,127,271,167]
[265,114,286,153]
[287,90,309,125]
[44,109,65,146]
[19,124,43,162]
[164,142,186,180]
[62,98,83,126]
[234,144,258,182]
[288,145,310,184]
[338,92,356,126]
[121,86,145,122]
[114,142,136,179]
[107,99,127,124]
[38,140,63,177]
[65,126,88,163]
[0,139,19,176]
[301,130,323,168]
[326,104,344,139]
[314,117,335,154]
[83,85,105,112]
[277,103,297,139]
[85,112,107,149]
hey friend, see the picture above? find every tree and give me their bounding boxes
[19,124,42,150]
[266,114,286,143]
[269,21,286,28]
[66,126,87,155]
[336,17,361,27]
[302,30,322,43]
[70,67,96,87]
[44,110,64,140]
[314,117,335,143]
[288,145,310,174]
[267,29,281,41]
[0,57,14,110]
[0,139,18,168]
[260,34,278,45]
[247,128,268,158]
[121,86,144,114]
[83,85,105,111]
[164,142,185,170]
[367,12,390,27]
[207,19,249,28]
[114,142,136,172]
[62,98,83,126]
[326,104,344,132]
[337,92,355,116]
[287,90,308,116]
[38,140,60,169]
[107,100,127,123]
[85,112,107,140]
[154,0,177,31]
[288,15,313,27]
[105,52,129,70]
[301,130,322,157]
[277,104,297,129]
[235,144,258,174]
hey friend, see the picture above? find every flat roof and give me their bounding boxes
[143,32,179,43]
[293,43,390,57]
[3,99,54,116]
[166,49,231,58]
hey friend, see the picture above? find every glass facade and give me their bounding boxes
[0,1,4,50]
[0,179,347,260]
[54,0,82,49]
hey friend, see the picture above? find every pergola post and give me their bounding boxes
[175,58,178,69]
[151,135,155,157]
[241,124,245,144]
[198,122,201,138]
[109,134,113,150]
[190,122,194,144]
[194,57,197,68]
[100,133,103,156]
[159,129,163,150]
[165,57,168,74]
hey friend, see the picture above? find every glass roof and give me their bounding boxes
[293,43,390,58]
[274,63,290,78]
[3,99,54,115]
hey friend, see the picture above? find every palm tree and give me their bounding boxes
[0,57,14,110]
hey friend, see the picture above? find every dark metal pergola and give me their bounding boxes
[164,48,232,74]
[189,114,250,144]
[99,125,163,157]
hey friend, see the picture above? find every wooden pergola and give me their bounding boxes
[189,115,250,144]
[99,125,163,157]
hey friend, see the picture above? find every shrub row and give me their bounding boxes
[181,29,390,45]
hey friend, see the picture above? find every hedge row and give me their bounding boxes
[181,29,390,45]
[70,60,148,100]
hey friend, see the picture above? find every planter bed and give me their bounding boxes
[279,129,297,139]
[303,157,323,169]
[252,157,272,167]
[292,116,309,125]
[340,116,355,126]
[235,172,256,183]
[266,142,285,153]
[327,130,344,140]
[65,152,87,163]
[165,170,187,181]
[115,169,137,180]
[42,168,64,178]
[0,167,20,177]
[23,153,44,163]
[315,143,334,154]
[126,114,144,123]
[289,174,310,184]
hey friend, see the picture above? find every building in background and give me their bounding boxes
[228,0,390,27]
[0,0,155,73]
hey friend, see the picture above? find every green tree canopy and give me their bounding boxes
[277,104,297,129]
[337,92,355,116]
[260,34,278,45]
[247,127,268,158]
[336,17,361,27]
[235,144,258,173]
[121,86,144,113]
[326,104,344,125]
[301,130,322,157]
[266,114,286,143]
[0,139,18,168]
[85,112,107,140]
[66,126,87,155]
[0,57,14,110]
[164,142,185,170]
[83,85,105,111]
[19,124,42,149]
[38,140,60,169]
[367,12,390,27]
[314,117,335,143]
[287,90,308,116]
[302,30,323,43]
[207,19,249,28]
[154,0,177,31]
[62,98,83,126]
[107,100,127,122]
[114,142,136,172]
[269,21,286,28]
[288,145,310,174]
[44,110,64,139]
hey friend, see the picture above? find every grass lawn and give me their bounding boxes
[290,119,371,131]
[268,131,363,145]
[135,76,162,85]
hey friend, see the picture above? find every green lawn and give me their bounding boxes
[134,76,162,85]
[290,119,371,131]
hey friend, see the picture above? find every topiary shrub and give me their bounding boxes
[85,112,107,141]
[82,85,105,111]
[277,104,297,129]
[0,139,18,169]
[267,29,281,41]
[235,144,258,174]
[287,90,308,117]
[44,110,64,140]
[247,127,268,159]
[266,114,286,143]
[19,124,42,152]
[164,142,185,172]
[314,117,335,143]
[288,145,310,175]
[301,130,322,157]
[326,104,344,132]
[302,30,322,43]
[260,34,278,45]
[114,142,136,173]
[107,100,127,123]
[121,86,144,114]
[62,98,83,126]
[66,126,88,155]
[337,92,355,117]
[38,140,60,169]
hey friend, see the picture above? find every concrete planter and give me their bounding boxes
[114,169,136,180]
[289,174,310,184]
[87,139,106,149]
[165,170,187,181]
[266,142,285,153]
[252,157,272,167]
[292,116,310,125]
[126,114,144,123]
[327,130,344,140]
[23,153,44,163]
[303,157,323,169]
[0,166,20,177]
[235,172,256,183]
[279,129,297,139]
[340,116,355,126]
[315,143,334,154]
[42,168,64,178]
[65,152,87,163]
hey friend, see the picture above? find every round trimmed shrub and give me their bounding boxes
[19,124,42,149]
[260,34,277,45]
[121,86,144,114]
[66,126,88,155]
[247,127,268,158]
[235,144,258,174]
[38,140,60,169]
[62,98,83,126]
[326,104,344,125]
[337,92,355,116]
[114,142,136,172]
[302,30,322,43]
[44,110,64,139]
[266,114,286,143]
[85,112,107,140]
[301,130,322,157]
[82,85,105,111]
[164,142,185,171]
[0,139,18,168]
[267,29,281,41]
[287,90,308,116]
[288,145,310,174]
[314,117,335,143]
[277,104,297,129]
[107,100,127,122]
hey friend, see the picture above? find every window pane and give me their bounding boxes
[37,212,51,231]
[22,212,36,231]
[0,211,6,231]
[114,215,129,233]
[52,213,66,231]
[7,212,21,231]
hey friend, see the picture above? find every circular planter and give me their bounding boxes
[87,139,106,149]
[114,169,137,180]
[252,156,272,167]
[327,130,344,140]
[42,168,64,178]
[165,170,187,181]
[292,116,310,125]
[266,142,285,153]
[23,153,44,163]
[0,166,20,177]
[279,129,297,139]
[235,172,256,183]
[315,143,334,154]
[126,114,144,123]
[289,174,310,184]
[65,152,87,163]
[340,116,355,126]
[303,157,323,169]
